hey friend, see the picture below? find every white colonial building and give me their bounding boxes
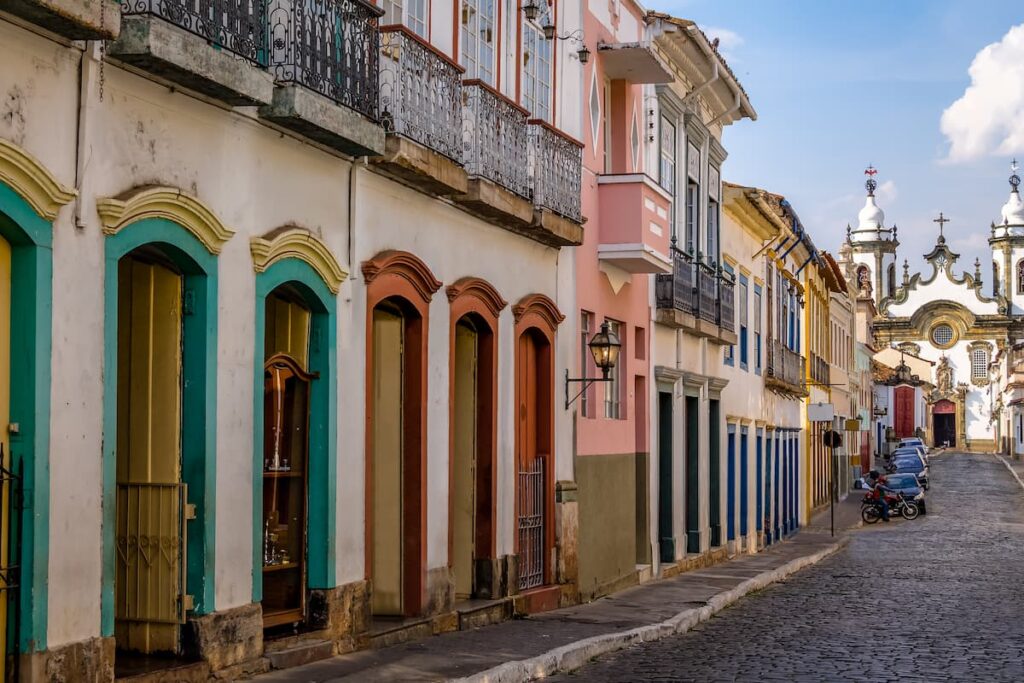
[849,169,1024,453]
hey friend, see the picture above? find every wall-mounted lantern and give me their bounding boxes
[565,321,621,409]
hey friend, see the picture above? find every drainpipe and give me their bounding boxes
[74,42,101,230]
[347,158,367,280]
[680,62,718,108]
[707,91,741,128]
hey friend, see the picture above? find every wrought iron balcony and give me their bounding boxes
[528,121,583,223]
[766,340,806,396]
[696,262,718,325]
[810,354,831,387]
[268,0,381,119]
[379,26,463,162]
[655,250,696,315]
[462,81,531,199]
[122,0,267,65]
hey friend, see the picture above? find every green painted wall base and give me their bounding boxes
[577,453,637,601]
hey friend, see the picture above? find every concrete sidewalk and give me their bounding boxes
[252,532,849,683]
[806,491,865,533]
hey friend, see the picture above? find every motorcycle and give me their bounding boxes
[861,492,919,523]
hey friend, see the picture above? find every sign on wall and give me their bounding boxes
[808,402,835,422]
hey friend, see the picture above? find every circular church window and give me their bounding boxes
[931,324,955,347]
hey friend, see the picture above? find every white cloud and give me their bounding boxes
[703,27,744,61]
[941,24,1024,163]
[876,179,898,204]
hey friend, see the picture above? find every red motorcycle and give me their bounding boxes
[861,491,919,523]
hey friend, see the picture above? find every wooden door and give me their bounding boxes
[115,256,185,655]
[372,307,404,615]
[894,386,915,439]
[452,321,478,599]
[516,331,547,591]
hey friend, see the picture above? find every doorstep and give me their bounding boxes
[455,597,513,630]
[513,585,561,615]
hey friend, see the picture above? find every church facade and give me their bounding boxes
[844,169,1024,453]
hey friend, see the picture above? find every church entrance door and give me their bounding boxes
[933,400,956,448]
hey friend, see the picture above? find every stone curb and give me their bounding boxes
[995,454,1024,491]
[450,536,850,683]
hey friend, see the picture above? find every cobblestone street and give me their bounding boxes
[549,452,1024,682]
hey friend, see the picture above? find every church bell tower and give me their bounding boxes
[989,161,1024,315]
[845,166,898,307]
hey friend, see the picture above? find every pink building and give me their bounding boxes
[573,0,675,600]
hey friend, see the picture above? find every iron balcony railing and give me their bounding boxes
[655,250,696,314]
[122,0,267,65]
[528,121,583,222]
[379,25,463,161]
[811,354,831,386]
[462,81,531,199]
[696,262,718,325]
[766,339,805,391]
[268,0,382,118]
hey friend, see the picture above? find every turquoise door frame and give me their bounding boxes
[101,217,219,636]
[252,258,338,601]
[739,426,748,537]
[726,424,735,541]
[0,183,53,653]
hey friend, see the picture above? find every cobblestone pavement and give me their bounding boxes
[549,451,1024,682]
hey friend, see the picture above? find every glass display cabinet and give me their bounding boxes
[261,352,313,627]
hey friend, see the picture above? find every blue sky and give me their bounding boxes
[646,0,1024,277]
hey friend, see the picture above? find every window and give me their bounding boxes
[971,347,990,381]
[993,261,1000,297]
[686,142,700,255]
[707,165,720,263]
[580,311,593,417]
[659,117,676,239]
[1018,259,1024,295]
[604,319,623,419]
[603,78,612,172]
[887,263,896,296]
[754,284,762,375]
[739,275,749,370]
[460,0,495,83]
[385,0,428,38]
[522,4,553,121]
[931,324,954,347]
[723,264,735,366]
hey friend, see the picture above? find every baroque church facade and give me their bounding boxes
[843,169,1024,453]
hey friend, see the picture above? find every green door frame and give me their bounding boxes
[101,217,219,637]
[252,258,337,601]
[0,183,53,653]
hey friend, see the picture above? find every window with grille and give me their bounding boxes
[580,311,593,417]
[385,0,429,38]
[604,319,623,419]
[522,4,553,121]
[931,324,954,347]
[971,347,989,381]
[460,0,495,83]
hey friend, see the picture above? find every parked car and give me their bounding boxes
[883,473,926,514]
[891,454,929,489]
[898,439,929,461]
[891,446,928,464]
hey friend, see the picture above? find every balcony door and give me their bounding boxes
[114,253,186,655]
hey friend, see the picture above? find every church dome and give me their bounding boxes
[1001,188,1024,226]
[858,195,885,230]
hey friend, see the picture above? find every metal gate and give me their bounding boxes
[115,483,188,627]
[0,444,22,682]
[517,457,545,591]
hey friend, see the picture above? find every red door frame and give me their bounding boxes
[362,251,442,617]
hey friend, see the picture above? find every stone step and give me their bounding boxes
[115,660,210,683]
[362,617,434,650]
[456,598,513,630]
[265,639,334,670]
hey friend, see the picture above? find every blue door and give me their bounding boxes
[740,427,749,537]
[782,433,791,535]
[755,429,763,533]
[773,433,781,541]
[792,433,799,531]
[727,424,736,541]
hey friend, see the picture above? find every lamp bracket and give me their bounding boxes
[565,369,611,410]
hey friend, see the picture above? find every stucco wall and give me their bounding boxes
[576,452,637,599]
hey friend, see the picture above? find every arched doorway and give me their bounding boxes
[933,399,956,448]
[512,294,562,597]
[363,251,440,619]
[447,277,503,601]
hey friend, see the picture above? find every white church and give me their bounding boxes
[843,167,1024,454]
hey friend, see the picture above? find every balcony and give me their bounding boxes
[766,340,807,397]
[810,353,830,387]
[372,25,467,196]
[654,253,736,345]
[110,0,274,105]
[259,0,385,157]
[527,121,584,247]
[595,174,672,275]
[1,0,119,39]
[453,80,535,230]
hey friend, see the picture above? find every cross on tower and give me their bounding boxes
[934,212,949,240]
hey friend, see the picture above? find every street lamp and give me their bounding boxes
[522,0,541,22]
[566,321,621,409]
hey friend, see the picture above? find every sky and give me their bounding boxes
[645,0,1024,277]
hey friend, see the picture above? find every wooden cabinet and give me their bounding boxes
[262,353,313,628]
